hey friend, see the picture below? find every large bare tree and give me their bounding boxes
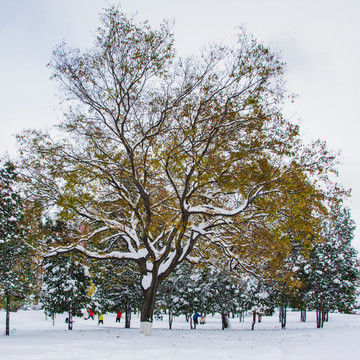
[17,7,339,334]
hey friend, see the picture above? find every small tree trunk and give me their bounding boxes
[52,313,55,326]
[168,309,173,330]
[68,305,73,331]
[5,291,10,336]
[316,306,325,328]
[189,314,193,329]
[321,309,327,327]
[251,311,256,330]
[279,305,287,329]
[221,313,229,330]
[316,308,320,328]
[125,304,131,329]
[300,310,307,322]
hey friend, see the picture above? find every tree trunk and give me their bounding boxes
[140,273,160,336]
[5,291,10,336]
[321,311,326,326]
[316,306,325,328]
[189,314,193,329]
[251,311,256,330]
[316,308,321,328]
[239,312,244,322]
[279,305,287,329]
[221,313,229,330]
[168,309,173,330]
[258,314,262,323]
[125,304,131,328]
[300,310,307,322]
[68,305,73,331]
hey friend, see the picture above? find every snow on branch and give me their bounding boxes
[44,243,148,262]
[183,184,265,218]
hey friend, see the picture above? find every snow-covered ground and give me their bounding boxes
[1,309,360,360]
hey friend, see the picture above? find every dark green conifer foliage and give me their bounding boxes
[0,161,34,335]
[41,255,91,330]
[90,259,143,328]
[306,207,359,328]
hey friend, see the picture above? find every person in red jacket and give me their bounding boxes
[88,309,94,320]
[116,310,122,323]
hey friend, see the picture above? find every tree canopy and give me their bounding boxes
[0,160,35,335]
[16,6,344,334]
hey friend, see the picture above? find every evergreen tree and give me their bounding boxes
[156,265,186,329]
[157,263,205,329]
[286,253,310,322]
[41,255,91,330]
[90,259,143,328]
[271,250,307,329]
[0,160,34,336]
[158,264,241,330]
[206,268,240,330]
[242,276,274,330]
[306,207,359,328]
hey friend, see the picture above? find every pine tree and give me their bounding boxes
[242,276,274,330]
[0,160,34,336]
[156,265,186,329]
[90,259,143,328]
[306,207,359,328]
[41,255,91,330]
[157,263,205,329]
[158,264,241,330]
[201,267,239,330]
[271,250,308,329]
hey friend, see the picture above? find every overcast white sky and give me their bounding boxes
[1,0,359,250]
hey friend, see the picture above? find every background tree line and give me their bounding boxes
[1,158,358,334]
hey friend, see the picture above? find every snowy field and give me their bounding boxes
[1,310,360,360]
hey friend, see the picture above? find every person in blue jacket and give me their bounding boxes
[193,312,201,329]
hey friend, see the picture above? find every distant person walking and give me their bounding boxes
[87,309,94,320]
[193,312,201,329]
[98,313,104,325]
[116,310,122,323]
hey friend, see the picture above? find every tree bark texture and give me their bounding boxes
[125,304,131,329]
[6,291,10,336]
[251,312,256,330]
[189,314,193,329]
[300,310,307,322]
[279,305,287,329]
[316,306,327,328]
[140,276,160,324]
[221,313,229,330]
[239,312,244,322]
[168,310,173,330]
[68,305,73,331]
